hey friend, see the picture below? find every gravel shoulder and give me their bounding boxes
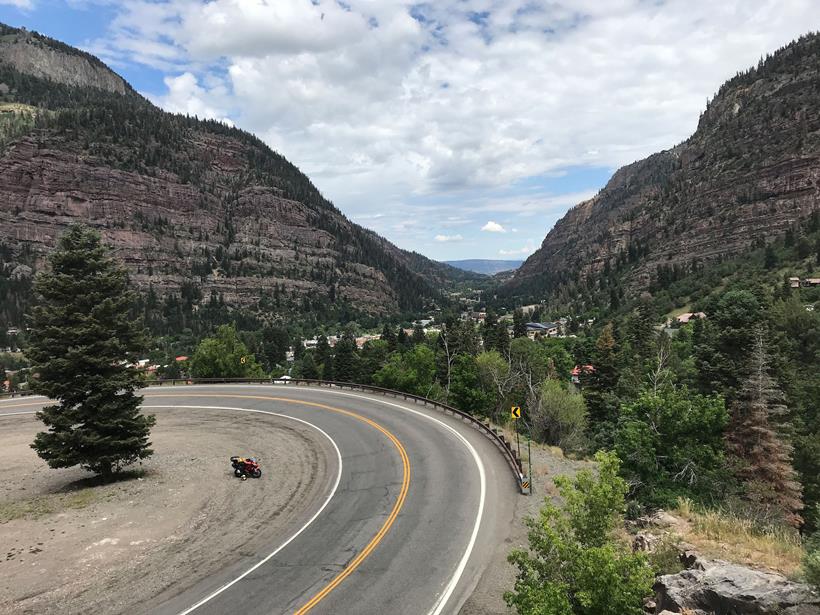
[0,408,332,615]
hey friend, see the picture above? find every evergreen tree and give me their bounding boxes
[315,334,334,380]
[27,225,155,477]
[583,323,621,447]
[726,331,803,527]
[397,327,411,350]
[380,324,397,352]
[411,324,426,345]
[261,325,289,370]
[764,244,778,269]
[512,308,527,338]
[333,331,360,382]
[483,311,510,355]
[296,351,319,379]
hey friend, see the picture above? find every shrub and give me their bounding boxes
[505,451,654,615]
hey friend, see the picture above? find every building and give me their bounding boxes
[804,278,820,287]
[789,277,801,288]
[571,365,594,385]
[525,322,558,338]
[676,312,706,324]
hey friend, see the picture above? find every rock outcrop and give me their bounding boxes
[505,33,820,300]
[655,560,820,615]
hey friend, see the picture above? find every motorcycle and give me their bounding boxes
[230,456,262,478]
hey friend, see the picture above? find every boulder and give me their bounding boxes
[655,560,820,614]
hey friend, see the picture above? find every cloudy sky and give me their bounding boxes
[1,1,819,260]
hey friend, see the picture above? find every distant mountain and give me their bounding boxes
[504,33,820,303]
[445,259,523,275]
[0,23,470,329]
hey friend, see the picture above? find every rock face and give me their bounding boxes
[505,33,820,299]
[0,25,128,94]
[655,560,820,615]
[0,23,468,325]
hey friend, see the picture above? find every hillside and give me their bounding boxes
[0,23,470,329]
[444,259,522,275]
[504,33,820,304]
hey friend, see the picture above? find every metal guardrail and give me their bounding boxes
[2,378,527,493]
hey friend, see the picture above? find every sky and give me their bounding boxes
[1,1,819,261]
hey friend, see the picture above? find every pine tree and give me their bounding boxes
[411,324,426,345]
[380,324,397,352]
[333,331,360,382]
[27,225,155,478]
[512,308,527,338]
[316,334,334,380]
[583,323,621,447]
[726,331,803,527]
[397,327,410,350]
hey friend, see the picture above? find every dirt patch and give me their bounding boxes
[459,441,590,615]
[0,408,332,615]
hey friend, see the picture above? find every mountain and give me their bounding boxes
[504,33,820,304]
[444,259,522,275]
[0,24,471,329]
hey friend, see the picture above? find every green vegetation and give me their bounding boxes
[505,452,654,615]
[26,225,155,477]
[189,324,265,379]
[806,507,820,588]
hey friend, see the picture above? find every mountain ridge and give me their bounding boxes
[504,32,820,305]
[0,22,473,329]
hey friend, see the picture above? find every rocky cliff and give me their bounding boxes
[0,23,469,326]
[505,33,820,300]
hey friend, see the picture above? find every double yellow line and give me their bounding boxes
[145,393,411,614]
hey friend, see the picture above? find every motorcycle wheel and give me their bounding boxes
[252,468,262,478]
[234,469,243,477]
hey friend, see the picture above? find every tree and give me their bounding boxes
[505,452,654,615]
[726,331,803,527]
[295,351,319,379]
[513,308,527,338]
[764,244,778,269]
[615,386,729,508]
[583,323,621,446]
[359,339,390,384]
[27,225,155,477]
[190,324,265,378]
[380,324,397,352]
[333,331,360,382]
[532,379,588,453]
[450,354,493,416]
[315,334,334,380]
[374,344,438,398]
[261,325,289,370]
[411,324,426,345]
[483,311,510,355]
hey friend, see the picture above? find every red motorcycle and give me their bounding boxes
[230,456,262,478]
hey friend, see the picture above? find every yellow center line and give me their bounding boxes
[145,393,411,614]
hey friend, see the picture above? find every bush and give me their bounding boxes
[532,379,588,453]
[615,385,730,508]
[505,451,654,615]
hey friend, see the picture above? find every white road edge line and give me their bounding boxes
[140,405,343,615]
[172,384,487,615]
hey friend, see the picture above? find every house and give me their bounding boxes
[525,322,559,338]
[676,312,706,324]
[175,355,189,362]
[804,278,820,287]
[789,277,801,288]
[571,365,594,385]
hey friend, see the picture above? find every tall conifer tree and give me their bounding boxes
[27,225,155,477]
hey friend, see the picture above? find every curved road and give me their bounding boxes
[0,384,518,614]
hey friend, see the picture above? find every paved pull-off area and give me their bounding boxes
[0,384,518,614]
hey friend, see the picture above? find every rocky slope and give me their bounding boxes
[505,33,820,300]
[0,23,468,326]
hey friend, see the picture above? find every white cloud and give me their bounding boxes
[481,220,506,233]
[435,234,464,242]
[0,0,33,7]
[87,0,820,258]
[499,240,537,256]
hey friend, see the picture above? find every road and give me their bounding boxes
[0,384,518,615]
